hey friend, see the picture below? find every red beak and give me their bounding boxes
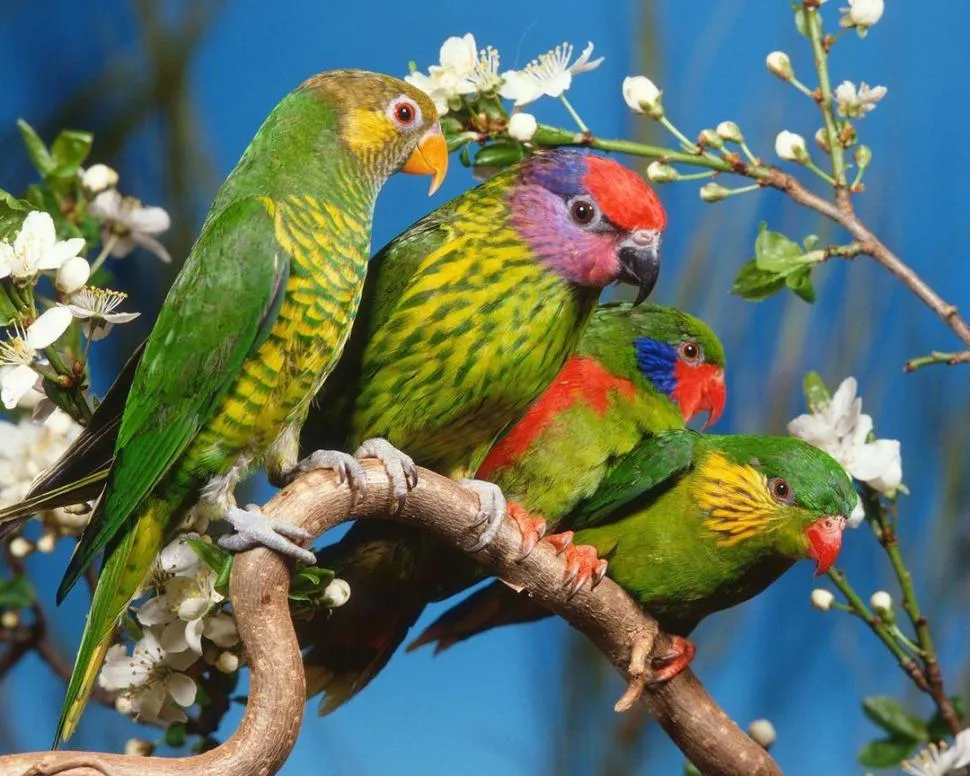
[805,515,846,576]
[672,363,727,428]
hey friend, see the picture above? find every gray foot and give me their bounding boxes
[219,504,316,565]
[354,437,418,511]
[285,449,368,496]
[459,479,507,552]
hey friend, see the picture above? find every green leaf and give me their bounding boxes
[289,565,335,604]
[17,119,55,176]
[123,610,144,641]
[51,130,93,169]
[863,696,928,742]
[188,539,233,580]
[164,722,187,748]
[785,267,816,303]
[927,696,966,741]
[0,576,35,609]
[858,736,917,769]
[0,188,34,242]
[473,140,528,170]
[731,260,785,301]
[0,284,19,326]
[803,371,832,413]
[683,762,702,776]
[754,222,803,272]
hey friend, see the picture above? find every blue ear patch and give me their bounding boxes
[634,336,677,395]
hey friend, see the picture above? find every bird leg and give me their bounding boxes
[219,503,315,565]
[353,437,418,512]
[614,633,697,713]
[508,501,547,560]
[458,479,508,552]
[544,531,609,595]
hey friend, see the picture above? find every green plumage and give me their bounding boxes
[49,70,442,745]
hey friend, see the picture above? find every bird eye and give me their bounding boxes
[568,197,599,227]
[769,477,793,504]
[678,340,703,364]
[387,97,421,129]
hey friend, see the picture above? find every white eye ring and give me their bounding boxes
[387,96,422,129]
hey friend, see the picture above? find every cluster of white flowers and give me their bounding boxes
[100,534,240,727]
[789,377,903,523]
[0,410,86,546]
[903,730,970,776]
[833,81,887,118]
[405,34,603,142]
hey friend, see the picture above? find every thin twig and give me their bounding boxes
[904,350,970,372]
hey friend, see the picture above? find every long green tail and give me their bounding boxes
[54,506,164,746]
[0,469,109,537]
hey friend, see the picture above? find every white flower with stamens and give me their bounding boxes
[834,81,887,118]
[0,329,40,409]
[903,730,970,776]
[99,631,198,726]
[840,0,884,32]
[788,377,902,511]
[469,46,503,93]
[0,211,85,281]
[65,287,140,341]
[0,411,82,516]
[405,33,479,113]
[500,42,603,106]
[88,189,171,263]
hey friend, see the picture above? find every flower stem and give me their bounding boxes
[804,159,837,186]
[739,142,759,165]
[804,2,847,187]
[559,95,589,134]
[89,235,118,276]
[788,76,816,100]
[659,117,700,154]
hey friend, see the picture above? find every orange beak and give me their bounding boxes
[402,126,448,195]
[805,515,846,576]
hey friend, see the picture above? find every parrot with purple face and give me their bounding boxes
[297,150,667,712]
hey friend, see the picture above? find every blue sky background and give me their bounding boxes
[1,1,968,774]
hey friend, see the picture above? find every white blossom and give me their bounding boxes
[468,46,503,93]
[811,588,835,611]
[99,631,198,727]
[65,287,140,341]
[81,163,119,194]
[748,719,777,749]
[501,42,603,107]
[903,730,970,776]
[8,537,32,558]
[774,130,809,162]
[323,578,352,608]
[840,0,884,32]
[716,121,744,144]
[788,377,903,505]
[622,75,663,119]
[507,112,538,142]
[405,33,479,114]
[88,190,171,263]
[0,211,85,281]
[25,306,73,349]
[870,590,893,613]
[55,256,91,295]
[765,51,793,80]
[834,81,887,118]
[0,331,40,410]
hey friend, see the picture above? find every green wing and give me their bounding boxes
[58,197,289,599]
[568,429,700,531]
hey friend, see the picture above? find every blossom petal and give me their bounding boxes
[184,617,205,654]
[847,493,867,528]
[569,42,604,74]
[137,595,174,626]
[204,613,240,648]
[1,364,40,409]
[126,206,171,236]
[132,234,172,263]
[499,70,541,106]
[166,673,198,707]
[160,619,190,654]
[37,237,85,271]
[26,306,72,348]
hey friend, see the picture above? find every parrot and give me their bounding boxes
[296,150,668,712]
[412,430,855,679]
[39,69,450,746]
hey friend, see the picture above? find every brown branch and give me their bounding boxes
[0,462,780,776]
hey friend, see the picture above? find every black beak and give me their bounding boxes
[617,229,661,305]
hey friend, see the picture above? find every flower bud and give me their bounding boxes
[715,121,744,144]
[115,695,134,715]
[36,532,56,553]
[748,719,777,749]
[870,590,893,615]
[622,76,664,119]
[765,51,794,81]
[1,611,20,629]
[811,588,835,611]
[698,129,724,150]
[124,738,154,757]
[216,651,240,673]
[854,144,872,168]
[814,129,831,153]
[842,0,884,31]
[324,578,351,608]
[699,182,733,203]
[9,537,33,558]
[507,112,538,142]
[81,164,119,194]
[646,161,679,184]
[774,130,809,163]
[55,257,91,294]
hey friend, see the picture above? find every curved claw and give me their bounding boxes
[289,449,368,499]
[459,479,507,552]
[557,543,608,597]
[219,505,315,565]
[509,502,547,561]
[354,437,416,512]
[544,531,574,555]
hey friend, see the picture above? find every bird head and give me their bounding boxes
[302,70,448,194]
[621,304,727,427]
[508,150,666,303]
[694,436,856,575]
